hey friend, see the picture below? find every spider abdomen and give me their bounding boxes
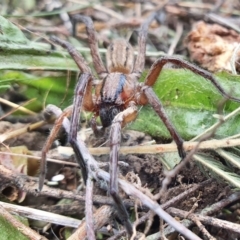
[106,39,134,74]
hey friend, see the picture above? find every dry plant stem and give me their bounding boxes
[159,218,167,240]
[108,179,213,240]
[50,44,166,58]
[59,137,240,156]
[0,97,37,115]
[0,205,47,240]
[201,191,240,216]
[2,133,240,167]
[85,177,96,240]
[0,151,78,167]
[208,0,225,13]
[177,1,215,9]
[165,4,240,33]
[188,214,216,240]
[107,232,124,240]
[206,13,240,33]
[151,191,240,239]
[143,211,154,235]
[130,199,140,240]
[167,207,240,234]
[33,202,85,215]
[68,205,114,240]
[224,132,240,140]
[0,201,81,228]
[0,120,45,143]
[167,22,183,56]
[2,136,240,169]
[93,4,124,21]
[230,43,240,74]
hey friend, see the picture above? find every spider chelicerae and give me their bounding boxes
[39,13,240,236]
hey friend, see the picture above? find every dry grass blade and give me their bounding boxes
[0,201,81,228]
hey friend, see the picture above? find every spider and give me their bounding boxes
[39,13,240,236]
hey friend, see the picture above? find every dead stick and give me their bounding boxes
[168,207,240,234]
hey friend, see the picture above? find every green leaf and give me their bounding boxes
[193,154,240,188]
[158,152,181,170]
[0,15,29,44]
[215,149,240,169]
[0,215,29,240]
[130,69,240,140]
[0,71,76,111]
[0,16,78,71]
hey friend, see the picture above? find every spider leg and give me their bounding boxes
[143,87,185,158]
[133,12,157,75]
[39,105,72,191]
[41,37,96,187]
[72,15,107,76]
[145,57,240,103]
[69,73,93,184]
[109,103,138,236]
[50,36,91,74]
[39,72,93,190]
[50,37,95,111]
[90,115,105,137]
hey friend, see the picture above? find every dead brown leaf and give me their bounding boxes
[186,21,240,72]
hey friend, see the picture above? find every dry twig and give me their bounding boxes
[167,207,240,235]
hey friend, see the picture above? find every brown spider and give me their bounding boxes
[39,13,240,235]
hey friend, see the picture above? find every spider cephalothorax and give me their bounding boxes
[39,13,240,236]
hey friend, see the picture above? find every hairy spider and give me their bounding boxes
[39,13,240,235]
